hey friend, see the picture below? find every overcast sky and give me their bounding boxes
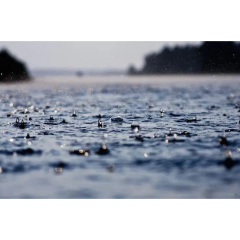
[0,41,201,70]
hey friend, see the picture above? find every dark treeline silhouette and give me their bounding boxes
[128,42,240,75]
[0,49,31,82]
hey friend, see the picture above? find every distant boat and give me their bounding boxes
[76,71,83,77]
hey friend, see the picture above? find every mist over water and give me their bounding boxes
[1,75,240,198]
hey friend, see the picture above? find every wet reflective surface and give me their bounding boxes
[1,75,240,198]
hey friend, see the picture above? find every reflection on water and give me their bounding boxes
[1,75,240,198]
[55,167,63,174]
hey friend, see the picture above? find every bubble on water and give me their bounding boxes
[28,141,32,146]
[102,143,107,149]
[144,153,148,157]
[160,109,164,117]
[133,127,139,134]
[9,138,14,142]
[61,144,65,148]
[227,151,232,158]
[224,150,232,159]
[103,133,108,139]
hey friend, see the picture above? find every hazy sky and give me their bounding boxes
[0,41,201,70]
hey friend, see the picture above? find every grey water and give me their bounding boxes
[1,75,240,199]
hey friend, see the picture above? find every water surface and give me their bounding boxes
[1,75,240,198]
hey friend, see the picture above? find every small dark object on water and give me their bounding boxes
[98,119,103,128]
[57,161,67,168]
[236,117,240,125]
[160,109,164,117]
[69,148,90,156]
[224,156,235,169]
[98,119,106,127]
[19,109,29,114]
[43,131,54,135]
[72,111,77,117]
[185,116,198,123]
[19,120,26,129]
[131,122,140,131]
[60,119,67,124]
[25,133,36,139]
[107,164,115,172]
[223,114,230,118]
[95,143,110,155]
[165,133,184,143]
[16,148,42,155]
[167,127,174,136]
[49,115,54,121]
[26,133,30,139]
[110,116,123,122]
[29,117,32,121]
[219,137,228,145]
[180,131,191,137]
[14,117,28,129]
[219,130,228,145]
[7,112,11,117]
[208,105,220,110]
[97,114,102,119]
[135,135,144,142]
[17,148,33,155]
[220,150,236,169]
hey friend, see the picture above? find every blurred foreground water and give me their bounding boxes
[1,75,240,198]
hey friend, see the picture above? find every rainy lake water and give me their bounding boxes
[1,75,240,199]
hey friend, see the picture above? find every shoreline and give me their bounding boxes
[1,75,240,90]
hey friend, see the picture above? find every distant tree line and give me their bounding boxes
[128,42,240,75]
[0,49,31,82]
